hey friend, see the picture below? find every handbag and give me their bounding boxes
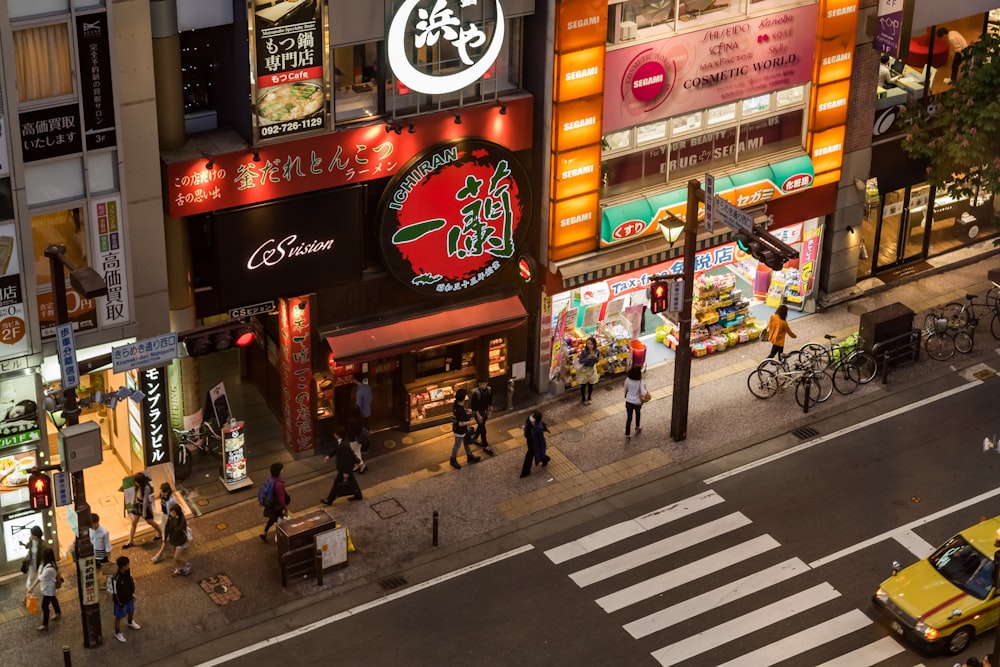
[20,559,28,574]
[55,572,65,589]
[760,328,770,343]
[26,594,39,615]
[641,391,652,404]
[185,526,194,543]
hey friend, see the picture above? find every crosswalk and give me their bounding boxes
[543,490,927,667]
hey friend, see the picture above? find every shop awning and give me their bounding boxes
[323,295,527,364]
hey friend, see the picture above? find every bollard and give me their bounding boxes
[801,378,810,415]
[881,352,891,385]
[507,377,515,411]
[63,646,71,667]
[432,511,439,547]
[314,549,323,586]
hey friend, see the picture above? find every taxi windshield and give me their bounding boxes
[928,535,994,600]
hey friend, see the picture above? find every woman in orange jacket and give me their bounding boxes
[765,304,796,359]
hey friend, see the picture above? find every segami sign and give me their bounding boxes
[603,4,818,133]
[379,139,531,296]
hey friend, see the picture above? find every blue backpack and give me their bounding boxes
[257,477,275,506]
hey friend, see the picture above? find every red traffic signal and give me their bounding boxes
[179,319,257,357]
[28,471,52,510]
[650,277,670,314]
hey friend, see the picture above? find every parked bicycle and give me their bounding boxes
[747,351,832,409]
[947,292,1000,344]
[921,292,997,360]
[798,333,878,394]
[173,421,222,481]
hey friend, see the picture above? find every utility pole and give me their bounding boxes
[669,180,704,442]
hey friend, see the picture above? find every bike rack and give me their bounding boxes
[873,329,921,384]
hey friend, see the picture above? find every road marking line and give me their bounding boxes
[809,485,1000,568]
[543,490,725,564]
[713,609,870,667]
[569,512,751,588]
[597,534,780,613]
[814,635,906,667]
[893,528,936,560]
[192,544,534,667]
[624,557,809,639]
[704,381,981,484]
[650,582,840,667]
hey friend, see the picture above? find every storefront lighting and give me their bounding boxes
[846,226,855,234]
[385,123,394,134]
[499,104,507,115]
[408,123,416,134]
[252,150,260,163]
[454,112,462,125]
[659,212,686,247]
[205,158,214,170]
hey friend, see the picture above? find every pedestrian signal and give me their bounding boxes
[28,471,53,510]
[650,278,670,314]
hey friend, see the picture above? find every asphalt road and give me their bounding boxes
[186,370,1000,667]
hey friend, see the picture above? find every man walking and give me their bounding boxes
[354,373,372,429]
[468,377,495,456]
[321,429,363,504]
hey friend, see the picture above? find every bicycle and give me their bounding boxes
[173,421,222,481]
[747,352,832,409]
[946,292,1000,345]
[799,333,878,394]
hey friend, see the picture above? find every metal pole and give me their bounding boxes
[669,181,703,442]
[45,245,102,647]
[432,510,439,547]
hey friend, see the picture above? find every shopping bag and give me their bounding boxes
[26,594,39,615]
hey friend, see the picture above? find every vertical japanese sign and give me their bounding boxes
[379,139,532,295]
[279,296,313,453]
[90,195,131,327]
[0,222,27,359]
[798,226,823,298]
[250,0,327,143]
[75,13,117,151]
[874,0,912,58]
[221,420,248,486]
[0,75,8,176]
[139,366,168,469]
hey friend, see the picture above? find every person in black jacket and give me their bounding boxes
[467,378,495,456]
[449,389,480,470]
[320,429,363,504]
[110,556,140,643]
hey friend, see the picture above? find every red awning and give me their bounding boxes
[324,295,527,364]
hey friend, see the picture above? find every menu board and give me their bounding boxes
[3,508,42,561]
[222,420,247,486]
[250,0,327,143]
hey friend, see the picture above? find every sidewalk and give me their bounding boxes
[3,245,1000,665]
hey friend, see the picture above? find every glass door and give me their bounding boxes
[872,186,928,273]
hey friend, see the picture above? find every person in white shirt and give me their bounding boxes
[89,513,112,570]
[623,365,650,439]
[937,26,969,83]
[878,54,898,88]
[151,483,180,564]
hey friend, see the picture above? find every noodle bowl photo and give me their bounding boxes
[257,82,324,125]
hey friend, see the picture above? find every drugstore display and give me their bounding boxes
[555,320,634,387]
[657,273,764,357]
[765,268,804,308]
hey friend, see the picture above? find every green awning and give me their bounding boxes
[600,198,654,244]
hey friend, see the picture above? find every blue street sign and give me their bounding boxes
[704,173,715,234]
[56,323,79,390]
[712,195,754,233]
[53,471,72,507]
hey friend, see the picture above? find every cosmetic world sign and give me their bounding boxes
[379,139,531,296]
[604,3,819,133]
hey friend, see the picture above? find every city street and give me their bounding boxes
[174,365,1000,666]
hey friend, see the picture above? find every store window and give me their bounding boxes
[31,206,98,335]
[333,43,380,123]
[13,23,73,103]
[600,85,806,197]
[8,0,68,19]
[86,151,118,195]
[24,157,85,207]
[612,0,750,42]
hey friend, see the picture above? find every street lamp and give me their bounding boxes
[44,244,107,648]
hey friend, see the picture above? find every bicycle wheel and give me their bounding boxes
[955,329,974,354]
[798,343,829,370]
[174,443,191,481]
[794,375,819,409]
[829,361,859,395]
[924,332,955,360]
[991,312,1000,340]
[987,286,1000,313]
[848,350,878,384]
[747,368,779,398]
[812,370,834,403]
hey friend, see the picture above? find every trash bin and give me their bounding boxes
[277,508,337,585]
[858,302,914,357]
[629,339,647,368]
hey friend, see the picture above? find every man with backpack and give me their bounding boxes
[259,462,289,543]
[468,377,495,456]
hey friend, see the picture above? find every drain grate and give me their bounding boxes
[792,426,819,440]
[974,369,996,381]
[379,575,408,591]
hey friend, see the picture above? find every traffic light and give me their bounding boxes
[735,225,799,271]
[28,471,52,510]
[650,277,670,314]
[178,319,257,357]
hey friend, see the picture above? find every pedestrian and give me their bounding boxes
[151,483,180,562]
[321,428,363,504]
[623,365,649,439]
[937,26,968,83]
[354,373,372,429]
[22,525,43,594]
[123,472,159,548]
[89,513,112,577]
[957,657,982,667]
[346,404,368,474]
[109,556,140,643]
[449,389,480,469]
[259,462,289,543]
[31,547,61,632]
[519,410,550,478]
[468,377,495,456]
[162,504,192,576]
[577,337,600,404]
[764,304,796,360]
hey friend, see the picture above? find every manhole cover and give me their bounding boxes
[196,498,210,506]
[383,439,398,449]
[974,369,996,381]
[792,426,819,440]
[371,498,406,519]
[216,523,227,531]
[199,574,241,606]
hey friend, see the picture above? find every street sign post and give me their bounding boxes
[112,333,179,374]
[712,195,754,233]
[56,323,79,390]
[704,174,715,234]
[53,470,72,507]
[668,279,684,313]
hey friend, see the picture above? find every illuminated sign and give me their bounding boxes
[550,192,599,260]
[279,297,312,453]
[387,0,505,95]
[811,80,851,130]
[810,125,846,174]
[555,46,605,102]
[140,366,168,469]
[379,139,531,295]
[604,4,818,133]
[556,0,606,52]
[554,96,604,152]
[553,144,601,201]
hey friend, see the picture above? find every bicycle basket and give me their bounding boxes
[933,317,948,334]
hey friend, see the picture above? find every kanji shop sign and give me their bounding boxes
[279,296,312,453]
[379,139,531,296]
[387,0,505,95]
[19,104,82,163]
[90,196,131,327]
[75,12,117,151]
[164,96,533,218]
[139,366,168,469]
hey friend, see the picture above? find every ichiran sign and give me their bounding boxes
[387,0,505,95]
[379,139,531,296]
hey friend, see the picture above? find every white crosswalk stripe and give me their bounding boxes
[544,491,907,666]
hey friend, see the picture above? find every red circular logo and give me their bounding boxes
[631,61,667,102]
[612,220,648,240]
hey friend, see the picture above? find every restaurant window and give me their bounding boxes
[13,23,73,103]
[333,42,380,123]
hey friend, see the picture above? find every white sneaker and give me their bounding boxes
[127,621,141,630]
[115,632,126,643]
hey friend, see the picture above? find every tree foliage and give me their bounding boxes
[899,30,1000,202]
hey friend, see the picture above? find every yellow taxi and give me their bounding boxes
[872,515,1000,655]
